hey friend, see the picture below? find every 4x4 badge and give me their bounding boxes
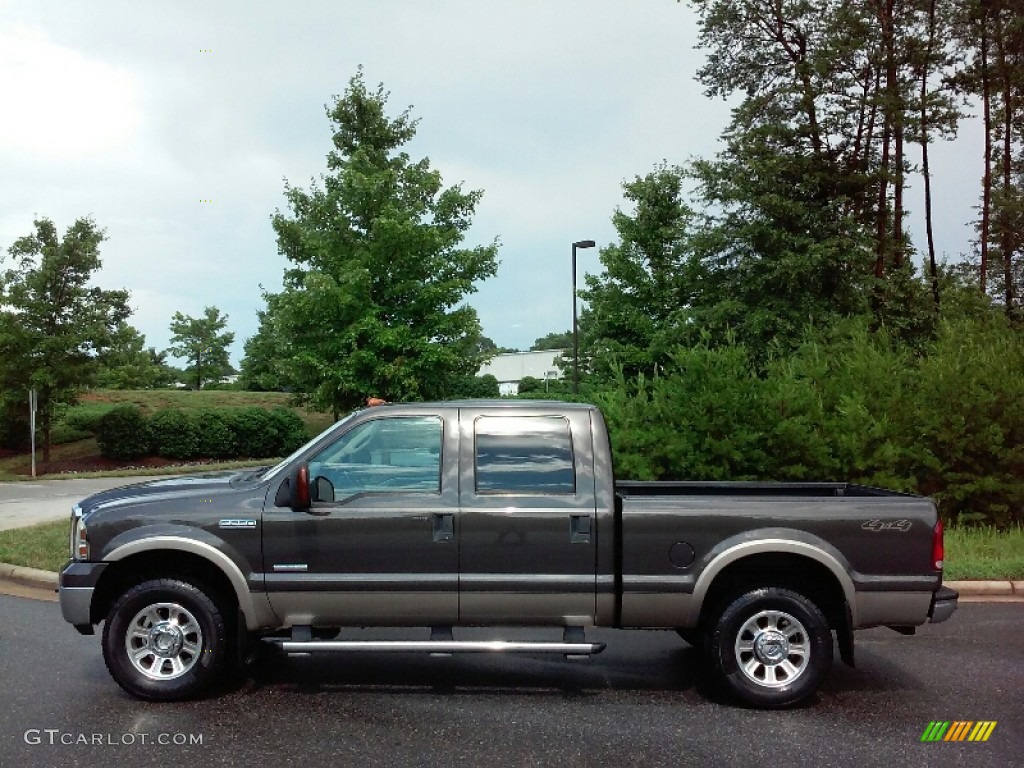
[862,519,912,532]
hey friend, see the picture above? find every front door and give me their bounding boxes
[457,407,598,624]
[262,409,459,626]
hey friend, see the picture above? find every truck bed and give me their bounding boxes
[616,480,919,499]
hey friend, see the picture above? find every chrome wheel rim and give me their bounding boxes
[734,609,810,689]
[125,602,204,681]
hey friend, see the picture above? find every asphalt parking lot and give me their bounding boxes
[0,595,1020,768]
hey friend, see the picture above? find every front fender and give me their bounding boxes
[101,525,274,630]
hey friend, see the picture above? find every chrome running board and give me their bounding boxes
[267,625,605,657]
[272,639,605,655]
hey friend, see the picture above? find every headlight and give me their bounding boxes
[69,505,89,560]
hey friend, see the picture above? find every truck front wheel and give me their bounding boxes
[709,587,833,709]
[102,578,229,701]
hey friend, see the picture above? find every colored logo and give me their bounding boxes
[921,721,997,743]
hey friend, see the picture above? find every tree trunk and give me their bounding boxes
[894,111,905,269]
[922,0,939,309]
[995,8,1015,315]
[762,5,823,159]
[196,349,203,390]
[848,64,874,220]
[875,0,897,278]
[980,14,992,295]
[861,65,883,226]
[796,45,823,159]
[41,388,51,464]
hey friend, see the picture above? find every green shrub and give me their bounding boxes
[594,314,1024,527]
[0,394,30,450]
[266,407,309,455]
[62,406,111,435]
[518,376,543,394]
[227,407,275,458]
[149,409,200,460]
[49,424,93,445]
[97,405,151,460]
[447,373,501,398]
[909,318,1024,527]
[202,380,244,391]
[194,409,238,459]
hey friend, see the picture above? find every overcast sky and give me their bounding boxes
[0,0,983,365]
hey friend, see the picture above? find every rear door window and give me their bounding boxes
[474,416,575,495]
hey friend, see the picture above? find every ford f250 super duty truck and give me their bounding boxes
[58,400,958,708]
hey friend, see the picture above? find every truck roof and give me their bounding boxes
[366,399,596,411]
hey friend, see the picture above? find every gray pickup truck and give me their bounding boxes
[59,400,957,708]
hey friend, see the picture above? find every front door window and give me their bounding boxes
[308,416,442,502]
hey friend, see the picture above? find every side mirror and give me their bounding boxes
[274,463,311,511]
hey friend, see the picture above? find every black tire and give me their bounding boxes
[709,587,833,709]
[102,578,229,701]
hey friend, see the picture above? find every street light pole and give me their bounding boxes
[571,239,596,395]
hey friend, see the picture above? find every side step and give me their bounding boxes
[267,626,605,658]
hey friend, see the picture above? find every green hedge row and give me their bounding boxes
[97,406,308,461]
[595,317,1024,528]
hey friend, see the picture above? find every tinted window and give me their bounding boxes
[308,416,441,501]
[475,416,575,494]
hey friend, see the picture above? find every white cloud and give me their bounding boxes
[0,24,141,156]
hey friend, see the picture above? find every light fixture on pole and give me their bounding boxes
[571,239,596,395]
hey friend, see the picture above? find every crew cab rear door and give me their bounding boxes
[457,407,598,624]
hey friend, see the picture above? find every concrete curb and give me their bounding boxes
[944,579,1019,597]
[0,562,58,591]
[0,561,1018,598]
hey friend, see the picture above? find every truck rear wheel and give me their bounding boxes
[102,578,229,701]
[709,587,832,709]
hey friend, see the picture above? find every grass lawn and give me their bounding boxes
[0,519,69,573]
[942,524,1024,581]
[1,519,1020,580]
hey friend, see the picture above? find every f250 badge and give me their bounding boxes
[862,519,912,532]
[218,519,257,529]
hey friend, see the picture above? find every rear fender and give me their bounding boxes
[688,529,858,626]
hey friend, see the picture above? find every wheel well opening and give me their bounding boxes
[698,553,847,631]
[91,551,239,626]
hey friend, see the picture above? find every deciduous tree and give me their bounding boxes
[95,322,172,389]
[530,331,572,351]
[0,217,129,459]
[168,307,235,390]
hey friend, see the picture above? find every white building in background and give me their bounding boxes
[478,350,565,396]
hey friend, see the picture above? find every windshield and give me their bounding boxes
[256,412,359,481]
